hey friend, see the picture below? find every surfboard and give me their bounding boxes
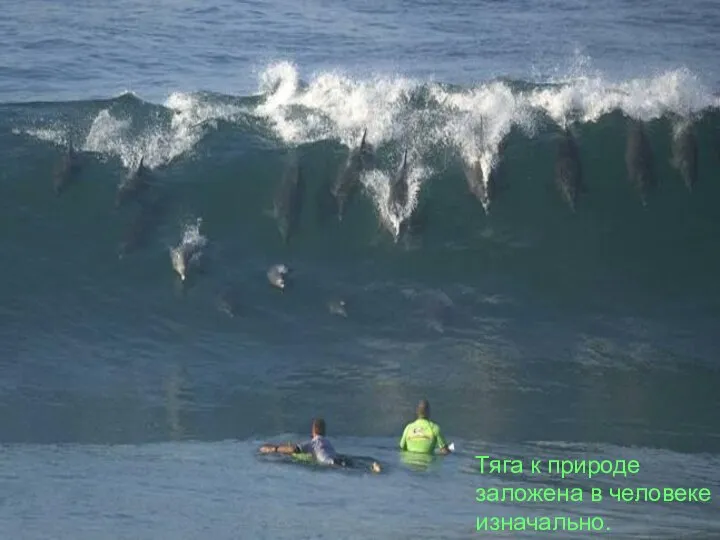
[271,452,382,473]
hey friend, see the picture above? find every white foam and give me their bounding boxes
[16,127,69,147]
[254,61,416,147]
[529,68,717,125]
[84,110,134,165]
[82,92,243,171]
[251,62,718,220]
[177,217,208,253]
[169,217,208,280]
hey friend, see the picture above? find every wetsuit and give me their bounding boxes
[399,418,447,454]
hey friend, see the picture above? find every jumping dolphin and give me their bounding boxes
[267,264,289,290]
[671,122,698,192]
[625,120,656,206]
[331,128,370,221]
[461,117,507,214]
[554,128,585,212]
[389,149,409,212]
[170,240,203,282]
[116,157,149,208]
[273,153,305,244]
[378,149,414,240]
[463,160,495,213]
[53,145,80,196]
[170,247,188,281]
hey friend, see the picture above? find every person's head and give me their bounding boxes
[311,418,326,437]
[417,399,431,419]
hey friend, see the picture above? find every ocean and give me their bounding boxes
[1,0,719,538]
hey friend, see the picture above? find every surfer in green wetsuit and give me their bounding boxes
[399,399,451,455]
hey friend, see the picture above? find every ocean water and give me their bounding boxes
[2,0,720,538]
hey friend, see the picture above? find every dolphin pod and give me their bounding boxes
[46,117,709,321]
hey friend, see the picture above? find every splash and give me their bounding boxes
[169,218,208,281]
[15,127,69,147]
[361,152,429,242]
[251,63,718,211]
[254,61,416,147]
[83,93,243,171]
[177,217,208,253]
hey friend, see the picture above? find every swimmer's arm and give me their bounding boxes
[259,443,301,454]
[434,425,451,454]
[399,425,409,450]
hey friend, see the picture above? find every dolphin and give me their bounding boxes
[625,120,656,206]
[116,157,149,208]
[273,153,305,244]
[170,246,188,281]
[267,264,289,290]
[379,149,414,240]
[461,117,507,214]
[331,128,370,221]
[671,122,698,192]
[389,149,409,212]
[463,160,495,213]
[554,128,585,212]
[53,145,80,196]
[170,239,203,282]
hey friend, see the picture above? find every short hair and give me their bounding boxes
[312,418,326,436]
[417,399,430,418]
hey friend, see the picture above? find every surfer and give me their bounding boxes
[399,399,451,455]
[259,418,382,473]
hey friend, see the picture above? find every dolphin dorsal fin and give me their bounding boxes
[359,128,367,148]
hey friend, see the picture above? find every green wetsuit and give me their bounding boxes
[399,418,447,454]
